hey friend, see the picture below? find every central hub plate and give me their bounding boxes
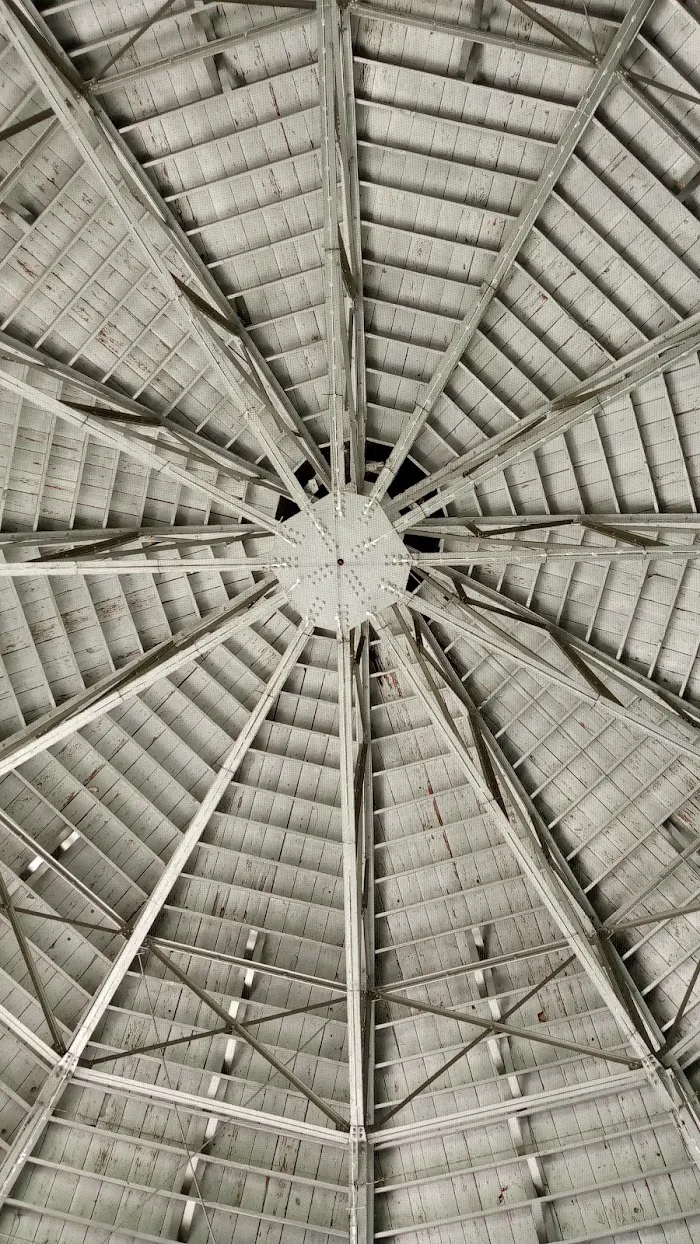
[271,493,408,631]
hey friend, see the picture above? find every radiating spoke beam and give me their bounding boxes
[0,525,269,547]
[0,340,287,499]
[318,0,350,495]
[0,578,282,778]
[338,628,374,1237]
[0,346,288,535]
[398,583,700,760]
[11,533,693,578]
[427,569,700,731]
[410,515,700,536]
[0,555,291,575]
[390,309,700,525]
[374,610,700,1167]
[1,0,329,495]
[406,542,700,566]
[0,616,313,1206]
[365,0,655,508]
[339,5,367,488]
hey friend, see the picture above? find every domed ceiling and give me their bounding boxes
[1,0,700,1240]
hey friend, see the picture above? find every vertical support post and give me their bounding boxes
[318,0,349,497]
[0,869,66,1053]
[338,5,367,489]
[338,628,373,1238]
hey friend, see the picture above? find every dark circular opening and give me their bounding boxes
[337,558,344,566]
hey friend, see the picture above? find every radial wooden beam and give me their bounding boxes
[410,514,700,536]
[373,608,700,1166]
[427,567,700,731]
[339,4,367,489]
[0,578,282,778]
[364,0,656,508]
[406,542,700,566]
[388,309,700,526]
[0,345,289,535]
[0,618,313,1207]
[0,525,268,547]
[338,626,374,1239]
[318,0,349,496]
[396,582,700,761]
[2,0,330,494]
[0,554,291,575]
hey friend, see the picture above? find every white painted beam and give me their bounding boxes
[411,515,700,534]
[0,355,288,535]
[0,579,282,778]
[338,629,373,1240]
[0,556,290,575]
[0,327,287,495]
[436,569,700,730]
[374,611,700,1167]
[318,0,350,496]
[0,617,312,1208]
[391,309,700,526]
[365,0,656,508]
[372,1070,645,1147]
[397,585,700,762]
[407,544,700,566]
[339,5,367,488]
[1,0,329,495]
[87,10,313,93]
[0,525,267,546]
[74,1067,346,1148]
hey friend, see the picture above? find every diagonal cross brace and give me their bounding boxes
[1,0,329,495]
[0,614,311,1208]
[398,583,700,763]
[374,610,700,1170]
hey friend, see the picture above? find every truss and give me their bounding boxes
[0,0,699,1239]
